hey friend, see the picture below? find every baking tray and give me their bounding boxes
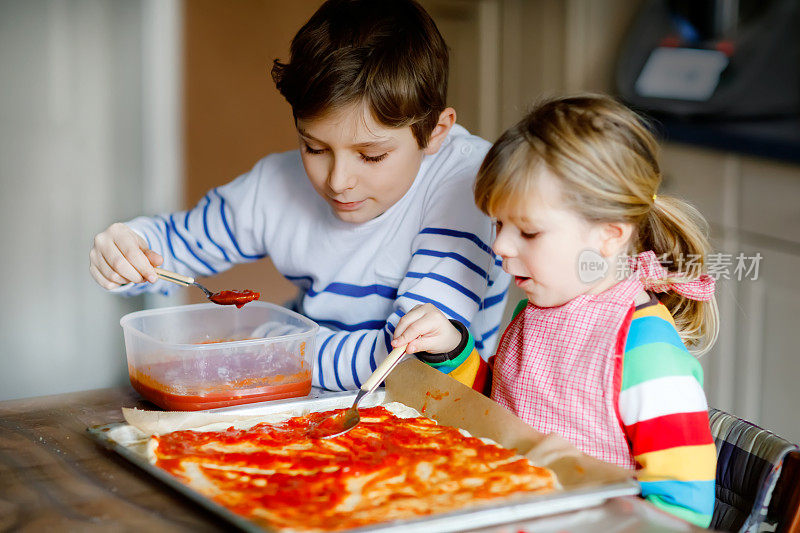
[87,388,640,533]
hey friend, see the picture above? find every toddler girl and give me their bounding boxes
[393,95,718,527]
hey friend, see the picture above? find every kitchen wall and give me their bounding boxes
[0,0,181,401]
[180,0,321,308]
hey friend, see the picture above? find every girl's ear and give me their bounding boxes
[423,107,457,155]
[598,221,634,258]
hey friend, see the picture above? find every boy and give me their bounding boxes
[89,0,509,391]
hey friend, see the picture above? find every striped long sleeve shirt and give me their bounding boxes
[620,295,716,527]
[117,125,511,391]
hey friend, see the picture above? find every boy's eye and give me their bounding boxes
[360,152,388,163]
[521,231,539,239]
[303,143,326,155]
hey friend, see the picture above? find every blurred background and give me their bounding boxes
[1,0,798,442]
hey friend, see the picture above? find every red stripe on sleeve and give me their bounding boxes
[626,411,714,456]
[472,357,488,395]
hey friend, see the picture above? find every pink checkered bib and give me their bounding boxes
[491,276,642,469]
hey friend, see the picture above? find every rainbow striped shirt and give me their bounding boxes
[619,295,716,527]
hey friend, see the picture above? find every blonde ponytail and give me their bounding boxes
[637,195,719,355]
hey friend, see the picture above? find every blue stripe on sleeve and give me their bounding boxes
[311,318,386,332]
[169,214,217,274]
[202,195,230,262]
[383,310,404,354]
[212,188,266,260]
[369,337,378,372]
[306,282,397,299]
[412,249,488,279]
[419,227,493,255]
[383,328,393,354]
[625,316,687,353]
[316,333,336,390]
[350,332,368,388]
[285,274,313,282]
[284,275,314,292]
[481,324,500,340]
[474,325,501,351]
[405,272,481,304]
[482,290,507,309]
[331,335,347,390]
[283,277,397,300]
[639,479,715,516]
[432,360,458,374]
[159,217,199,274]
[400,292,470,327]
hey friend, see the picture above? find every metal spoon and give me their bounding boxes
[308,344,408,439]
[154,267,259,307]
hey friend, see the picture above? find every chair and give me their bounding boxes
[709,408,800,532]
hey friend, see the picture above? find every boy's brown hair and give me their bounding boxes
[272,0,449,148]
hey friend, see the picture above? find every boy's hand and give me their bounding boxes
[89,223,163,289]
[391,303,462,355]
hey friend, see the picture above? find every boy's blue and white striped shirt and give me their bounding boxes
[121,125,510,390]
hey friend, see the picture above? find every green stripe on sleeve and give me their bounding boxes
[622,342,704,391]
[426,329,474,370]
[645,495,712,528]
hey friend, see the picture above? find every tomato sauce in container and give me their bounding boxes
[129,365,312,410]
[120,302,318,411]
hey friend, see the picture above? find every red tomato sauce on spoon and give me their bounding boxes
[209,289,260,308]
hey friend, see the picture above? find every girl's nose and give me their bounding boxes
[492,229,514,258]
[328,156,356,193]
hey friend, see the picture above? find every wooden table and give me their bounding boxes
[0,387,706,532]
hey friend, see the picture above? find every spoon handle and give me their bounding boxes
[361,344,408,394]
[154,267,195,286]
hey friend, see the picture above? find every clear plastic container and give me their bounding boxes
[120,302,318,411]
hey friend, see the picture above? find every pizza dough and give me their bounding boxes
[147,402,560,532]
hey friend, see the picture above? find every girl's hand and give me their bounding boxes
[391,303,462,355]
[89,223,163,289]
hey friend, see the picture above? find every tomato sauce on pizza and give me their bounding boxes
[149,405,559,531]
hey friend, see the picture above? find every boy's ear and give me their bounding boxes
[598,221,634,258]
[422,107,457,155]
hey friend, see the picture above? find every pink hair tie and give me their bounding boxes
[633,250,715,301]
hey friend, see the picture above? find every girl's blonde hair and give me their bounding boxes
[475,94,718,354]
